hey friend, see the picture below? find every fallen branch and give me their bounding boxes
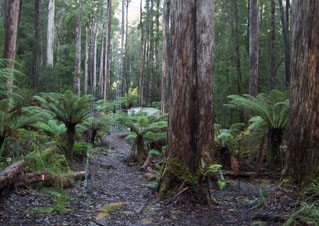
[15,171,86,188]
[0,160,27,190]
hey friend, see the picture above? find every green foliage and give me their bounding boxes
[33,120,66,143]
[25,147,71,174]
[286,182,319,226]
[29,188,70,214]
[0,98,49,157]
[33,90,90,126]
[33,90,91,161]
[226,90,289,130]
[205,164,223,176]
[217,180,226,190]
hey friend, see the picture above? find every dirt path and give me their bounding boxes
[0,132,291,225]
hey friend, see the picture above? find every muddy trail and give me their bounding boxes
[0,132,294,225]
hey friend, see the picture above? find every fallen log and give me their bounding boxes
[0,160,27,190]
[15,171,86,188]
[222,170,276,178]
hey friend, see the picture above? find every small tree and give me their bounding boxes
[34,90,90,161]
[226,90,289,171]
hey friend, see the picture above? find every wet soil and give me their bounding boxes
[0,132,295,225]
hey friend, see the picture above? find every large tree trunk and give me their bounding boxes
[103,0,112,102]
[287,0,319,185]
[46,0,55,67]
[249,0,258,97]
[161,0,169,114]
[138,0,145,107]
[84,26,89,95]
[147,0,154,106]
[66,124,76,162]
[269,0,276,91]
[92,24,98,95]
[3,0,20,88]
[32,0,40,90]
[279,0,290,87]
[159,0,215,200]
[74,0,82,96]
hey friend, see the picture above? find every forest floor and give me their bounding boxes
[0,132,296,226]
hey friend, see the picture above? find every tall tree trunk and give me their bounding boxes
[138,0,145,107]
[104,0,112,102]
[159,0,215,199]
[249,0,259,97]
[232,0,242,96]
[147,0,154,106]
[98,22,105,98]
[32,0,40,90]
[3,0,20,89]
[92,23,98,95]
[269,0,276,91]
[46,0,55,67]
[155,0,160,101]
[84,26,89,95]
[287,0,319,185]
[279,0,290,86]
[124,0,129,96]
[74,0,82,96]
[161,0,169,114]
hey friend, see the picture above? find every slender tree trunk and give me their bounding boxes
[161,0,169,114]
[232,0,242,96]
[138,0,145,107]
[287,0,319,185]
[154,0,160,101]
[92,23,98,95]
[123,0,129,96]
[147,0,154,105]
[269,0,276,91]
[99,23,105,98]
[84,26,89,95]
[104,0,112,102]
[279,0,290,86]
[74,0,82,96]
[32,0,40,90]
[159,0,215,199]
[46,0,55,67]
[249,0,259,97]
[3,0,20,89]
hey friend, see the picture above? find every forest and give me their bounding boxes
[0,0,319,225]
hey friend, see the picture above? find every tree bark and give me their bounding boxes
[138,0,145,107]
[46,0,55,67]
[287,0,319,185]
[99,22,105,98]
[3,0,20,88]
[104,0,112,102]
[84,26,89,95]
[32,0,40,90]
[279,0,290,86]
[249,0,259,97]
[161,0,169,114]
[74,0,82,96]
[92,22,98,95]
[269,0,276,91]
[159,0,215,199]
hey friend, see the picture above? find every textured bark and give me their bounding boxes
[161,0,169,114]
[279,0,290,86]
[103,0,112,102]
[287,0,319,185]
[249,0,259,97]
[46,0,55,67]
[32,0,40,90]
[232,0,242,96]
[84,26,89,95]
[123,0,129,96]
[147,0,154,105]
[159,0,214,198]
[269,0,276,91]
[99,23,105,98]
[0,161,27,190]
[120,0,125,97]
[74,0,82,96]
[3,0,20,87]
[138,0,145,107]
[92,23,98,95]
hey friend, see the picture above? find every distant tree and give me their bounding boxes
[269,0,276,91]
[249,0,259,97]
[104,0,112,102]
[159,0,215,199]
[287,0,319,185]
[46,0,55,67]
[74,0,82,96]
[3,0,20,88]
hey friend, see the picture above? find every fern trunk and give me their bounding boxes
[66,124,76,162]
[267,128,283,172]
[136,136,146,165]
